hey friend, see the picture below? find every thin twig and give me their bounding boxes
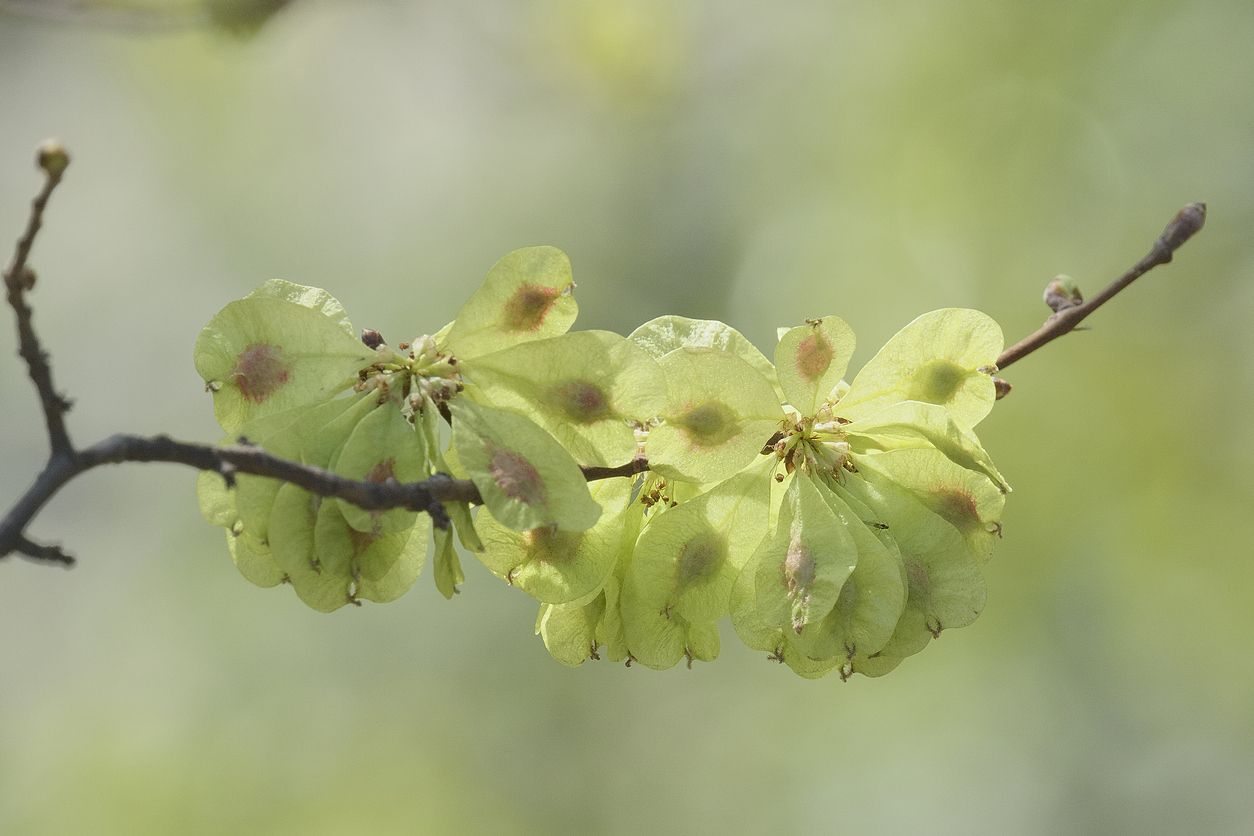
[996,203,1206,372]
[4,141,74,456]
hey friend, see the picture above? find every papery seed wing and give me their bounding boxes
[537,595,607,668]
[442,247,578,359]
[751,472,856,634]
[195,286,375,433]
[774,316,856,416]
[837,309,1002,428]
[628,314,782,400]
[475,478,631,604]
[845,400,1009,493]
[450,398,601,532]
[333,398,429,534]
[645,347,784,483]
[461,330,666,466]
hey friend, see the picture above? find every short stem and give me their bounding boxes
[996,203,1205,372]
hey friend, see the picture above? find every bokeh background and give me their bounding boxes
[2,1,1252,833]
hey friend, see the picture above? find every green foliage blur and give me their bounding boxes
[2,1,1252,833]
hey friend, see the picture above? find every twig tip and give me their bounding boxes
[15,535,76,567]
[1158,202,1206,253]
[36,140,70,180]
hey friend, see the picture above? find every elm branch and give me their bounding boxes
[0,142,1207,567]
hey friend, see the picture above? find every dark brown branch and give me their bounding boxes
[996,203,1206,373]
[86,435,486,509]
[579,455,650,482]
[4,141,74,456]
[13,534,75,566]
[1,453,82,565]
[0,430,657,564]
[0,432,487,564]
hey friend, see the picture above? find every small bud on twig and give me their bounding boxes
[1043,274,1083,313]
[361,329,385,349]
[993,377,1012,400]
[36,140,70,180]
[1156,202,1206,254]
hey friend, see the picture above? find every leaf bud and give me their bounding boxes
[1157,202,1206,253]
[36,140,70,179]
[1043,275,1083,313]
[361,328,385,349]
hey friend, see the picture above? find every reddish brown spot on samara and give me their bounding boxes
[546,381,611,424]
[348,527,382,560]
[675,400,738,447]
[931,486,981,533]
[488,444,548,508]
[795,332,834,384]
[366,458,397,484]
[360,459,398,529]
[230,343,292,403]
[504,284,561,332]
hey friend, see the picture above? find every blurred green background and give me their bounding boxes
[2,1,1252,833]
